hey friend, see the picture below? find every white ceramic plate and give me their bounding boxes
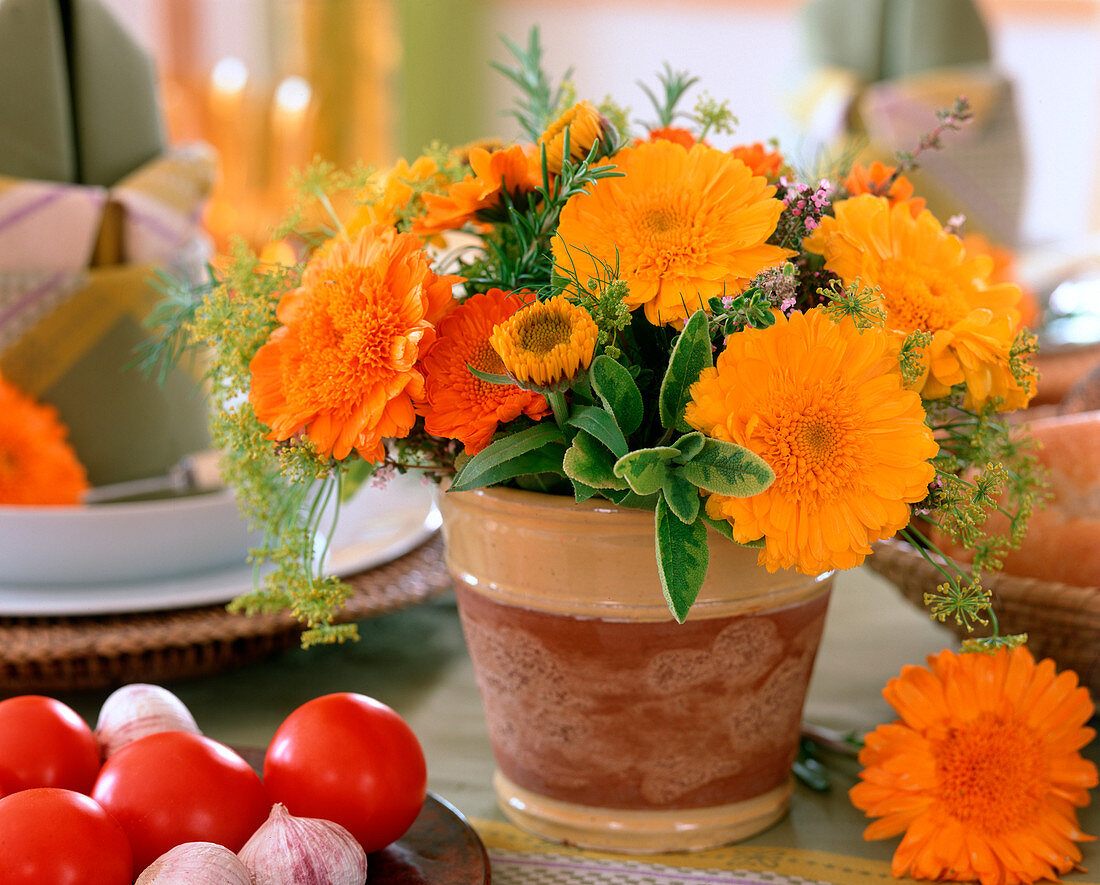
[0,474,440,616]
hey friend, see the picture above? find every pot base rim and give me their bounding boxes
[494,770,793,853]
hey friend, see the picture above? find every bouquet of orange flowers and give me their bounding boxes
[151,30,1041,649]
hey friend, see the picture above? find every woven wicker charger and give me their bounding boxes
[868,538,1100,695]
[0,534,450,694]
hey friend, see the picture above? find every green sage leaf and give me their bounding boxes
[679,438,774,497]
[450,423,565,492]
[570,479,600,502]
[655,499,709,623]
[603,488,660,510]
[563,430,629,490]
[672,431,706,463]
[589,354,643,436]
[659,309,713,432]
[567,405,628,459]
[612,447,679,496]
[661,472,700,524]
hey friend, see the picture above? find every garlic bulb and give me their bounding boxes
[239,803,368,885]
[95,683,202,759]
[135,842,252,884]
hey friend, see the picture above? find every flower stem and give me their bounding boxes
[547,391,568,428]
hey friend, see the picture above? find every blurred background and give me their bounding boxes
[97,0,1100,254]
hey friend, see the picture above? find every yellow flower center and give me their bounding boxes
[632,196,694,257]
[796,416,841,462]
[764,386,864,500]
[517,314,573,355]
[877,257,969,332]
[934,714,1044,835]
[490,296,599,389]
[642,206,682,236]
[466,341,507,399]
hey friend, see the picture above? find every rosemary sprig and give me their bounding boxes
[490,27,573,142]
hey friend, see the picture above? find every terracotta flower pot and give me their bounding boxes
[439,486,834,853]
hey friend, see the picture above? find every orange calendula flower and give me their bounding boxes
[963,232,1041,329]
[640,126,699,149]
[844,160,926,217]
[851,646,1098,885]
[538,101,610,174]
[249,224,461,462]
[489,295,598,389]
[413,144,541,237]
[685,308,937,574]
[803,194,1034,410]
[554,141,792,326]
[421,290,550,454]
[346,155,446,234]
[0,374,88,506]
[729,142,784,181]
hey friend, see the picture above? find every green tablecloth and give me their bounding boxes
[53,564,1099,878]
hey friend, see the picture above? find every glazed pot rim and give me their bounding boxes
[442,484,651,522]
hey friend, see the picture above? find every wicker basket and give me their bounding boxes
[867,539,1100,695]
[0,534,450,694]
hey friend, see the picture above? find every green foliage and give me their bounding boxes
[821,278,886,329]
[589,355,643,436]
[899,330,934,387]
[661,472,700,524]
[567,406,628,459]
[659,310,713,432]
[672,431,706,462]
[462,139,622,293]
[890,96,973,183]
[613,447,678,496]
[679,439,775,497]
[491,27,574,143]
[923,575,991,634]
[637,63,699,130]
[654,498,709,623]
[573,275,633,358]
[449,423,566,491]
[706,266,793,336]
[563,430,627,491]
[691,91,738,142]
[132,266,214,384]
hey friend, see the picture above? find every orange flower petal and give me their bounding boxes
[249,224,453,462]
[852,647,1097,885]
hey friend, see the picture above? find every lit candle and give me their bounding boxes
[207,56,249,245]
[269,75,315,207]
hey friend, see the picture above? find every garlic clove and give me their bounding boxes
[239,802,368,885]
[95,683,202,759]
[136,841,253,884]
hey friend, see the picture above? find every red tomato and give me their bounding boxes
[0,695,100,793]
[91,731,270,872]
[263,693,427,853]
[0,788,132,884]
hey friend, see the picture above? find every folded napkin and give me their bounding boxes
[801,0,992,83]
[0,148,215,487]
[0,0,216,488]
[795,0,1025,246]
[0,0,164,186]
